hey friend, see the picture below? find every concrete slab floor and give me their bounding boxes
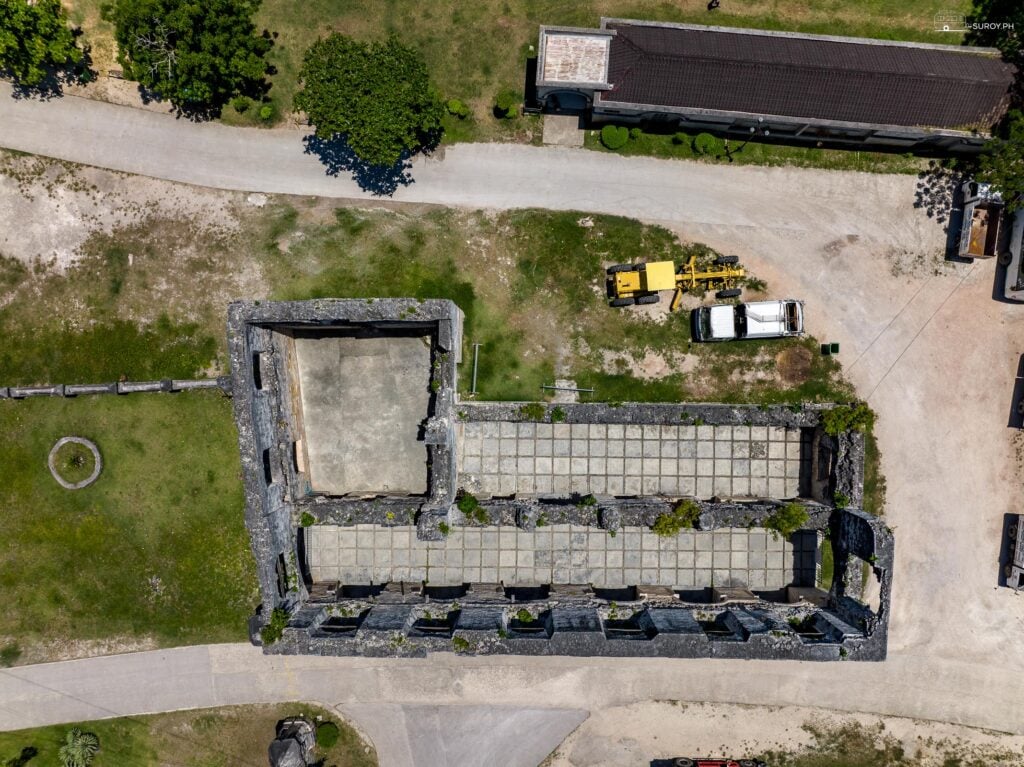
[458,421,807,499]
[306,524,817,590]
[293,333,431,495]
[542,115,585,147]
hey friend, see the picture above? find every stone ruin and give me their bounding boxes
[228,298,892,661]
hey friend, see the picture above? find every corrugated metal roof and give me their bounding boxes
[601,22,1016,130]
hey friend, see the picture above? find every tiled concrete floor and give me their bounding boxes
[457,422,806,499]
[306,524,817,589]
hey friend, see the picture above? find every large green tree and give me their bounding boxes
[979,109,1024,211]
[108,0,271,113]
[966,0,1023,66]
[0,0,84,87]
[294,34,444,167]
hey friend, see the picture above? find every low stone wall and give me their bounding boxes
[459,400,821,429]
[0,377,230,399]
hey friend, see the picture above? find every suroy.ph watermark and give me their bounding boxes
[934,12,1015,33]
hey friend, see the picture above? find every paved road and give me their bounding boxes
[2,86,1024,753]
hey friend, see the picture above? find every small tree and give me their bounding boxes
[763,503,809,540]
[58,728,99,767]
[295,34,444,167]
[0,0,85,87]
[446,98,471,119]
[966,0,1024,67]
[979,110,1024,213]
[494,88,519,118]
[108,0,272,114]
[600,125,629,150]
[259,607,289,645]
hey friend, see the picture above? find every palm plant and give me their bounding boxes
[58,728,100,767]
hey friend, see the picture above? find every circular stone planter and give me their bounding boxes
[48,436,102,490]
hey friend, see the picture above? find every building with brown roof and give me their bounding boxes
[535,20,1016,152]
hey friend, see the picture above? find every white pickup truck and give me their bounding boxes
[692,299,804,342]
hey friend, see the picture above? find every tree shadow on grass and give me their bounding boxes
[302,134,417,197]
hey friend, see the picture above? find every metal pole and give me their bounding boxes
[471,343,481,395]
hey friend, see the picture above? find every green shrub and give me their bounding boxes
[456,489,480,514]
[446,98,470,118]
[452,636,472,652]
[692,132,723,156]
[494,89,519,118]
[316,721,340,749]
[550,406,566,423]
[299,511,316,527]
[629,127,642,139]
[259,607,290,645]
[576,493,598,508]
[230,95,250,113]
[456,490,488,523]
[600,125,629,150]
[821,403,875,435]
[764,503,810,540]
[258,104,274,121]
[652,499,701,536]
[833,492,849,509]
[438,521,450,536]
[515,608,532,623]
[672,132,689,145]
[0,642,21,668]
[518,402,546,420]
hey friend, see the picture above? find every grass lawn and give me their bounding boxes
[0,391,257,659]
[257,204,853,404]
[0,703,376,767]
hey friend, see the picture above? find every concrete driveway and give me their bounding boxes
[1,86,1024,755]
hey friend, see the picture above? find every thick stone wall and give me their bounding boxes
[230,299,889,661]
[262,504,890,661]
[229,298,464,612]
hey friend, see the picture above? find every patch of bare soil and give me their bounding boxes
[886,246,960,278]
[545,701,1024,767]
[602,349,697,380]
[776,344,814,385]
[10,634,160,665]
[0,150,243,271]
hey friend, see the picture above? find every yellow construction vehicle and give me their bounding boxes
[606,255,746,311]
